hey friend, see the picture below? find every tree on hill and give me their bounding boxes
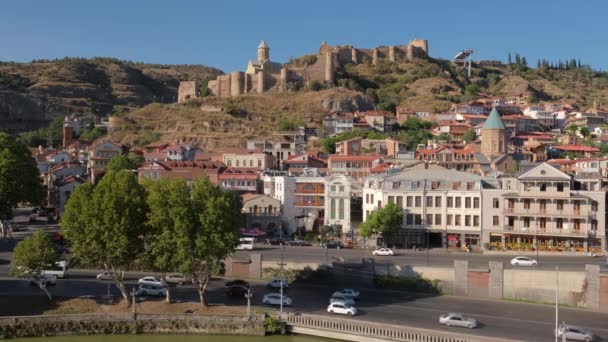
[278,118,304,131]
[567,124,579,136]
[360,202,403,247]
[463,129,477,143]
[18,117,65,148]
[79,127,105,141]
[62,171,148,305]
[579,126,590,138]
[107,153,145,172]
[0,133,45,238]
[10,230,60,300]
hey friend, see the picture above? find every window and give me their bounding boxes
[454,215,461,226]
[540,183,547,192]
[493,216,499,226]
[377,200,382,208]
[557,200,563,210]
[257,160,262,168]
[508,199,514,209]
[473,197,480,209]
[426,214,433,225]
[415,196,421,208]
[396,196,403,207]
[331,185,337,192]
[339,185,345,192]
[447,197,453,208]
[455,197,461,208]
[426,196,433,207]
[330,199,336,219]
[371,194,374,204]
[447,214,453,225]
[431,181,438,189]
[556,218,563,229]
[466,182,474,190]
[236,160,240,167]
[365,194,369,204]
[524,199,530,209]
[435,196,442,207]
[523,217,530,228]
[339,199,345,220]
[524,183,530,191]
[591,201,598,212]
[465,215,471,227]
[435,214,441,225]
[414,214,422,225]
[473,216,479,227]
[465,197,471,208]
[388,196,394,204]
[452,182,460,190]
[406,214,413,225]
[557,183,564,192]
[406,196,412,207]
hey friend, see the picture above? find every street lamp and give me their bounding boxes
[245,288,252,319]
[279,244,286,313]
[536,220,540,265]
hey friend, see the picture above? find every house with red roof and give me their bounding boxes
[218,167,260,193]
[553,145,600,158]
[138,160,225,185]
[284,153,327,170]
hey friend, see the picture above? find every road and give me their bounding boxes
[234,244,608,271]
[0,270,607,342]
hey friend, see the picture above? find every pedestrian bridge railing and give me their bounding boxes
[280,312,517,342]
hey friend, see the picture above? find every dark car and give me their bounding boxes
[323,241,343,249]
[265,238,285,246]
[225,279,250,288]
[287,239,313,247]
[226,285,250,297]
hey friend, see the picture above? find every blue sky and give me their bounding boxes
[1,0,606,72]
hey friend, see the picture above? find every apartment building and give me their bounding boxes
[328,155,383,181]
[222,149,273,171]
[482,163,606,252]
[363,163,486,249]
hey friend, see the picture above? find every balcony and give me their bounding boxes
[502,208,590,219]
[503,226,588,237]
[245,212,281,217]
[295,200,325,208]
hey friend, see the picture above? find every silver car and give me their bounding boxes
[556,325,596,341]
[439,313,478,329]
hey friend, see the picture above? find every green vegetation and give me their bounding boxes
[18,117,65,148]
[374,274,442,294]
[263,314,282,334]
[61,171,148,304]
[277,118,304,131]
[0,133,45,235]
[462,128,477,143]
[309,80,324,91]
[79,127,106,141]
[223,100,239,115]
[360,202,403,242]
[10,231,60,300]
[107,153,145,172]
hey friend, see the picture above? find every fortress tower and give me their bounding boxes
[62,116,73,148]
[481,107,508,157]
[257,40,270,63]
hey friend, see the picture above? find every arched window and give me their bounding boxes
[253,205,258,214]
[330,199,336,220]
[339,198,345,220]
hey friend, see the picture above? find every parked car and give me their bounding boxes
[265,238,285,246]
[29,274,57,287]
[267,279,288,289]
[327,302,358,316]
[323,241,343,249]
[136,284,167,297]
[510,256,537,267]
[262,293,292,306]
[96,271,113,281]
[225,279,250,288]
[329,294,355,306]
[438,313,478,329]
[332,288,360,299]
[138,276,165,287]
[226,285,250,297]
[287,239,313,247]
[372,248,394,256]
[164,273,188,285]
[556,324,596,341]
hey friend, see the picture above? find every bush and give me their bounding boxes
[309,80,323,91]
[374,274,441,294]
[264,314,281,334]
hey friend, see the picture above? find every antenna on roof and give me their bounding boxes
[454,49,474,77]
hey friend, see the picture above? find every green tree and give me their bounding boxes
[566,124,579,136]
[79,127,105,141]
[462,129,477,143]
[18,117,65,148]
[0,133,45,237]
[62,171,148,305]
[187,178,242,306]
[507,53,512,65]
[436,133,450,141]
[309,80,323,91]
[107,153,145,172]
[11,230,60,300]
[579,126,590,137]
[278,118,304,131]
[145,178,195,303]
[360,202,403,246]
[464,84,480,96]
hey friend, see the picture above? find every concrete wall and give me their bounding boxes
[503,269,585,306]
[375,263,455,294]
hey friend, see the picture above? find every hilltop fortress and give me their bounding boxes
[178,39,428,101]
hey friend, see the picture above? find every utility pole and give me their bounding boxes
[555,266,559,342]
[279,244,286,313]
[536,220,540,265]
[245,288,252,319]
[131,288,137,316]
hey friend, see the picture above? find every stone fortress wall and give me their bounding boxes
[178,39,429,102]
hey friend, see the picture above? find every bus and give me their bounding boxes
[42,260,69,278]
[236,237,254,251]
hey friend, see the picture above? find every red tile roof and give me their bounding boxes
[553,145,600,152]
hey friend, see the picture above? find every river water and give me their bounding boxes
[14,335,333,342]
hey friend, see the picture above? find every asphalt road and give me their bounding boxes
[234,244,608,271]
[0,270,607,342]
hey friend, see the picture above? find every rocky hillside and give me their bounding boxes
[0,57,222,133]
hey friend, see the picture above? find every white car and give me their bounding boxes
[327,302,358,316]
[332,288,360,299]
[329,294,355,306]
[164,273,188,285]
[510,256,538,266]
[138,276,165,287]
[439,313,477,329]
[96,271,113,281]
[29,274,57,287]
[556,325,596,341]
[262,293,292,306]
[136,284,167,297]
[372,248,394,256]
[267,279,289,289]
